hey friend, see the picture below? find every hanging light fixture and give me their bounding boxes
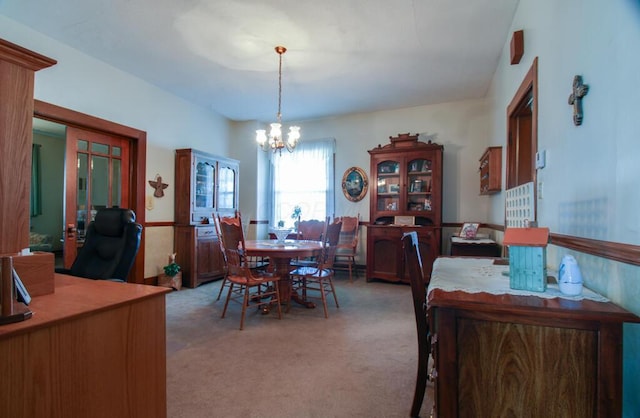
[256,46,300,154]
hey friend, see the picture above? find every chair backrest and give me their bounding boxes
[402,231,429,350]
[70,208,142,281]
[215,213,251,277]
[317,219,342,270]
[335,214,359,252]
[297,219,326,241]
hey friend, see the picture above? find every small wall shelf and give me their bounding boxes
[479,146,502,195]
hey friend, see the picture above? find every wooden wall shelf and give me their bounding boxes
[479,146,502,195]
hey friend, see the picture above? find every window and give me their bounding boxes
[270,139,335,228]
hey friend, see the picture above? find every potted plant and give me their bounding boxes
[291,205,302,230]
[158,253,182,290]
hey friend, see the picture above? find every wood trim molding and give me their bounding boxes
[484,223,505,232]
[145,221,174,227]
[480,223,640,267]
[549,233,640,267]
[0,39,57,71]
[443,222,501,231]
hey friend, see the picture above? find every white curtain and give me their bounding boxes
[270,138,335,228]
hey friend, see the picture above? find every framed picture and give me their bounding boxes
[459,222,480,239]
[409,160,423,172]
[341,166,369,202]
[388,183,400,193]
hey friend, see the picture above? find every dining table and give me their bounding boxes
[244,239,323,309]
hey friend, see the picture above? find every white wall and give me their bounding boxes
[0,15,232,277]
[486,1,640,415]
[233,99,494,265]
[31,131,65,251]
[237,99,494,225]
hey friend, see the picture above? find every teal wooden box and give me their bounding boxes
[507,246,547,292]
[503,227,549,293]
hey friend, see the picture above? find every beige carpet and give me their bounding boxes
[165,271,434,418]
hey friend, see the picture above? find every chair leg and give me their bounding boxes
[328,277,339,308]
[411,338,430,417]
[216,276,228,301]
[221,282,234,318]
[318,278,329,318]
[274,281,283,320]
[239,285,250,330]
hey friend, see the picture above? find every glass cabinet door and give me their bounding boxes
[194,158,215,211]
[217,163,237,212]
[406,157,433,212]
[375,160,401,213]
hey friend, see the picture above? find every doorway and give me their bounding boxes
[506,57,538,217]
[62,127,132,268]
[34,100,147,284]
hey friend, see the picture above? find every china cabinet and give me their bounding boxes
[367,133,443,283]
[174,148,239,287]
[479,146,502,195]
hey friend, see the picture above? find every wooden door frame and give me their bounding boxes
[34,100,147,284]
[506,57,538,222]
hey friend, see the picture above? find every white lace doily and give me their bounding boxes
[428,257,608,303]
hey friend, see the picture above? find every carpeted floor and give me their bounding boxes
[165,271,434,418]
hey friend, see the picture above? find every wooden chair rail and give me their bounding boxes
[445,222,640,268]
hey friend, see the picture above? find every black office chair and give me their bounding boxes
[402,231,431,418]
[57,208,142,282]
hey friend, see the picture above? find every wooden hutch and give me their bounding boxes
[174,148,239,288]
[367,133,443,283]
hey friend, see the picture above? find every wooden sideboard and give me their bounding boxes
[0,274,170,418]
[449,236,500,257]
[427,257,640,418]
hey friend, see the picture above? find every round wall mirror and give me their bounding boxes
[341,166,368,202]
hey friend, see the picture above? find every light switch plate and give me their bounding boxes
[535,150,546,169]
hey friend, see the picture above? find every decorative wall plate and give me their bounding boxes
[342,166,368,202]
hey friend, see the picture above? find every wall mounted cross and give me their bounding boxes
[568,75,589,126]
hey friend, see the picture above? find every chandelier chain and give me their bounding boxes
[277,48,283,122]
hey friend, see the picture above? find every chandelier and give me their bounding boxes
[256,46,300,154]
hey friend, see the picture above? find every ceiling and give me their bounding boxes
[1,0,519,123]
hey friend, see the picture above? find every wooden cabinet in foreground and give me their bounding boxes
[479,146,502,195]
[0,275,169,417]
[428,258,640,417]
[174,148,238,287]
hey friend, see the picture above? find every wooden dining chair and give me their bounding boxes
[333,214,359,282]
[214,212,270,301]
[402,231,431,418]
[215,213,282,330]
[291,217,328,269]
[289,219,342,318]
[296,218,326,241]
